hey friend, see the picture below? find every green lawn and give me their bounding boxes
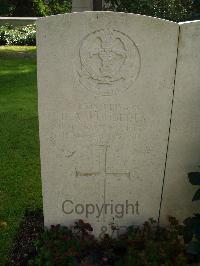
[0,46,42,265]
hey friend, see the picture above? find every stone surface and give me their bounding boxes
[72,0,93,12]
[160,21,200,223]
[37,12,179,236]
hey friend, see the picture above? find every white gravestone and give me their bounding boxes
[37,12,179,236]
[160,21,200,223]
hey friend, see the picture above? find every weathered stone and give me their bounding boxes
[37,12,179,236]
[160,21,200,224]
[72,0,93,12]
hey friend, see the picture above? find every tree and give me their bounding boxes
[0,0,71,17]
[189,0,200,20]
[47,0,71,15]
[0,0,14,16]
[104,0,199,22]
[8,0,40,16]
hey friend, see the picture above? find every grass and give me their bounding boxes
[0,46,42,265]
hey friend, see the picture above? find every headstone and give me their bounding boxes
[160,21,200,223]
[72,0,93,12]
[93,0,103,11]
[37,12,179,236]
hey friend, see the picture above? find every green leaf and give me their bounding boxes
[183,227,193,243]
[188,172,200,185]
[187,241,200,255]
[183,217,193,226]
[192,189,200,201]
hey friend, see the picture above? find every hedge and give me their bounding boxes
[0,24,36,46]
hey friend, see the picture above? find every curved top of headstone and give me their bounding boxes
[179,19,200,25]
[37,11,178,26]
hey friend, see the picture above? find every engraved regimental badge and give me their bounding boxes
[77,28,140,96]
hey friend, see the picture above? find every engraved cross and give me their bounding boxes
[76,145,130,180]
[76,145,130,220]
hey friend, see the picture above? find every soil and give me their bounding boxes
[5,210,199,265]
[6,209,44,266]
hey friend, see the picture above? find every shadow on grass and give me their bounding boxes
[0,46,36,59]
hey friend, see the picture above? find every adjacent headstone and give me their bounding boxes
[72,0,93,12]
[37,12,179,236]
[160,21,200,223]
[93,0,103,11]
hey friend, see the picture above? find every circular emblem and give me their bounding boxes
[76,28,141,96]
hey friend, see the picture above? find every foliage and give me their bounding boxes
[0,0,13,16]
[182,171,200,261]
[8,0,40,17]
[46,0,71,16]
[183,215,200,257]
[0,220,7,229]
[0,24,36,46]
[28,218,197,265]
[28,221,95,266]
[189,0,200,20]
[104,0,200,22]
[0,0,71,16]
[188,172,200,201]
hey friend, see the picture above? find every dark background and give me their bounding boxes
[0,0,199,22]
